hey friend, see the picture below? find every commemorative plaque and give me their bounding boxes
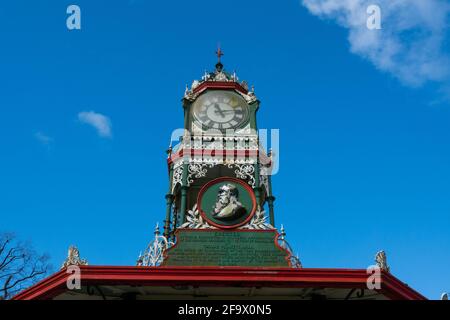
[162,229,290,267]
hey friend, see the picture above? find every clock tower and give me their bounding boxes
[13,51,427,301]
[137,50,300,268]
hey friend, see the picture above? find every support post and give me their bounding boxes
[164,148,174,238]
[163,193,174,239]
[267,194,276,226]
[253,162,262,207]
[171,205,178,243]
[267,149,276,226]
[178,161,189,226]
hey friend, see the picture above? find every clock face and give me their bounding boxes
[192,91,249,130]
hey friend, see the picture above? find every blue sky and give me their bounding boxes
[0,0,449,299]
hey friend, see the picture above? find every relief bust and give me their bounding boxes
[212,184,247,220]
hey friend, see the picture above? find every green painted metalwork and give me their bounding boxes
[178,161,189,226]
[163,229,289,267]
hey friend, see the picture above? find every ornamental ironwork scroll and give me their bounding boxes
[137,224,174,267]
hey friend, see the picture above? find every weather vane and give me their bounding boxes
[216,46,224,63]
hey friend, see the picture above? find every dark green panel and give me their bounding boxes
[163,229,290,267]
[200,180,254,227]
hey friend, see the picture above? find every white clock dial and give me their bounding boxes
[193,91,248,130]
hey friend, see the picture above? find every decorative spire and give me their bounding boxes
[216,46,224,63]
[166,139,173,159]
[154,222,160,236]
[280,224,286,240]
[215,46,224,72]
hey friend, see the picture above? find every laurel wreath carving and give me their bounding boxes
[180,204,216,229]
[239,208,274,230]
[180,204,274,230]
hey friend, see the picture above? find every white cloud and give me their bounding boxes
[78,111,112,138]
[301,0,450,87]
[34,131,53,145]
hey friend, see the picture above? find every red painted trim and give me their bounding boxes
[378,271,426,300]
[11,268,69,300]
[12,266,427,300]
[192,82,248,95]
[197,177,257,229]
[273,232,294,267]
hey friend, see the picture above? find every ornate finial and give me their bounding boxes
[61,245,88,269]
[280,224,286,240]
[154,222,160,236]
[216,46,224,63]
[375,250,390,273]
[166,141,173,157]
[215,46,224,72]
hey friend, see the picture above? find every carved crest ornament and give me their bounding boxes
[61,245,88,269]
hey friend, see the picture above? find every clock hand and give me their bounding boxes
[214,110,234,114]
[214,103,225,118]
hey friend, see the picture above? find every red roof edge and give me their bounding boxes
[192,81,248,96]
[12,266,426,300]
